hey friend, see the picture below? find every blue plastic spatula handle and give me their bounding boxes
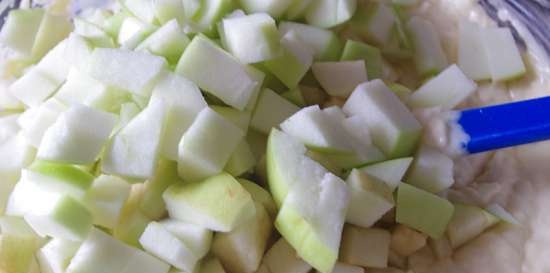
[457,96,550,154]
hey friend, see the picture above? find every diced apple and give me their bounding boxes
[482,27,526,81]
[154,0,185,25]
[281,87,306,107]
[312,61,368,97]
[237,0,293,18]
[316,263,364,273]
[139,160,181,219]
[74,17,116,48]
[17,99,66,147]
[341,40,383,79]
[251,88,299,134]
[113,184,152,247]
[390,224,427,257]
[395,183,454,239]
[350,3,395,46]
[160,219,213,257]
[406,145,454,193]
[200,257,226,273]
[34,38,71,85]
[446,203,498,248]
[346,169,394,228]
[63,33,93,72]
[279,21,342,61]
[85,175,131,229]
[31,12,72,59]
[36,238,81,273]
[343,80,422,158]
[211,106,251,132]
[359,157,413,190]
[428,237,452,260]
[124,0,158,24]
[186,0,235,36]
[457,21,491,81]
[136,19,190,64]
[485,203,519,225]
[406,17,448,76]
[238,179,277,217]
[285,0,313,20]
[306,0,357,28]
[225,140,256,177]
[342,116,386,164]
[177,108,244,181]
[163,172,256,232]
[176,35,264,110]
[117,17,157,49]
[0,8,45,56]
[0,216,43,273]
[407,246,435,273]
[9,68,61,108]
[387,83,411,102]
[264,238,312,273]
[340,226,391,268]
[24,160,94,199]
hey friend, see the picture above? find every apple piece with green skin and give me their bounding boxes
[0,216,44,273]
[31,11,72,59]
[264,238,312,273]
[139,222,201,272]
[177,108,244,181]
[73,17,116,48]
[340,40,383,79]
[154,0,185,25]
[225,140,256,177]
[343,80,422,158]
[396,183,454,239]
[85,175,131,229]
[251,88,300,134]
[123,0,158,24]
[387,83,412,102]
[211,106,251,132]
[0,8,45,56]
[482,27,526,82]
[102,98,167,179]
[66,228,170,273]
[263,30,314,89]
[200,257,226,273]
[342,115,386,165]
[186,0,235,36]
[315,263,364,273]
[18,98,67,148]
[457,21,492,81]
[408,65,477,110]
[350,2,395,46]
[306,0,357,28]
[163,172,256,232]
[285,0,313,20]
[406,16,448,77]
[446,204,499,248]
[139,159,181,219]
[390,224,427,257]
[177,35,264,110]
[346,169,394,228]
[237,0,292,18]
[281,87,306,107]
[406,145,454,193]
[159,219,213,258]
[238,179,277,217]
[485,203,520,226]
[36,238,81,273]
[87,48,167,97]
[150,71,207,161]
[212,202,273,273]
[359,157,413,190]
[37,104,117,164]
[340,226,391,268]
[113,184,152,247]
[136,19,190,64]
[219,13,282,64]
[312,61,368,98]
[279,21,342,61]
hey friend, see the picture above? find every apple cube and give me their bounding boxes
[390,224,427,257]
[312,61,367,98]
[136,19,190,64]
[139,159,181,219]
[176,35,264,110]
[485,203,519,226]
[212,202,273,273]
[428,236,452,260]
[395,183,454,239]
[0,173,19,215]
[482,27,526,81]
[66,228,170,273]
[225,140,256,177]
[163,173,256,232]
[251,88,299,134]
[0,216,43,273]
[359,157,413,190]
[341,40,383,79]
[279,21,342,61]
[0,8,45,55]
[186,0,234,36]
[220,13,282,64]
[31,12,72,59]
[406,145,454,193]
[159,219,213,257]
[103,99,167,179]
[17,99,66,147]
[343,80,422,158]
[85,175,131,229]
[351,3,395,46]
[388,83,412,102]
[316,263,364,273]
[36,238,80,273]
[264,238,312,273]
[281,87,306,107]
[237,0,292,18]
[150,72,207,161]
[457,21,491,81]
[8,68,61,108]
[117,17,157,49]
[153,0,185,25]
[113,184,152,247]
[408,65,477,110]
[340,226,391,268]
[37,104,117,164]
[200,257,226,273]
[178,108,244,181]
[406,17,448,76]
[342,116,386,164]
[34,38,71,85]
[238,179,277,217]
[124,0,158,24]
[446,204,498,248]
[87,48,167,97]
[0,132,35,174]
[306,0,356,28]
[26,160,94,198]
[211,106,251,131]
[346,169,394,228]
[285,0,313,20]
[73,17,116,48]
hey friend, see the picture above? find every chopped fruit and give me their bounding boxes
[390,225,428,257]
[340,226,391,268]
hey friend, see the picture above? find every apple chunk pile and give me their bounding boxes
[0,0,524,273]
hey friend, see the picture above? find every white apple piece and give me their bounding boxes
[446,204,498,248]
[113,185,153,247]
[306,0,357,28]
[341,39,383,80]
[87,48,167,97]
[139,159,181,219]
[482,27,526,81]
[219,13,282,64]
[31,11,72,59]
[37,104,117,164]
[150,72,207,161]
[316,263,364,273]
[163,173,256,232]
[457,21,491,81]
[36,238,81,273]
[359,157,413,190]
[200,257,226,273]
[264,238,312,273]
[176,35,264,110]
[408,65,477,110]
[406,16,448,76]
[279,21,342,61]
[185,0,235,36]
[340,226,391,268]
[212,202,273,273]
[117,17,157,49]
[485,203,520,225]
[237,0,293,18]
[73,17,116,48]
[285,0,313,20]
[211,106,251,132]
[66,228,170,273]
[18,98,67,148]
[343,80,422,158]
[102,99,167,179]
[395,183,454,239]
[0,8,45,56]
[154,0,185,25]
[160,219,213,258]
[251,88,299,134]
[238,179,277,217]
[225,140,257,177]
[136,19,190,64]
[264,30,314,89]
[351,2,395,46]
[281,105,354,154]
[85,175,131,229]
[139,222,201,272]
[342,116,386,164]
[177,108,244,181]
[124,0,158,24]
[0,216,44,273]
[390,224,428,257]
[346,169,394,228]
[312,61,368,98]
[406,145,454,193]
